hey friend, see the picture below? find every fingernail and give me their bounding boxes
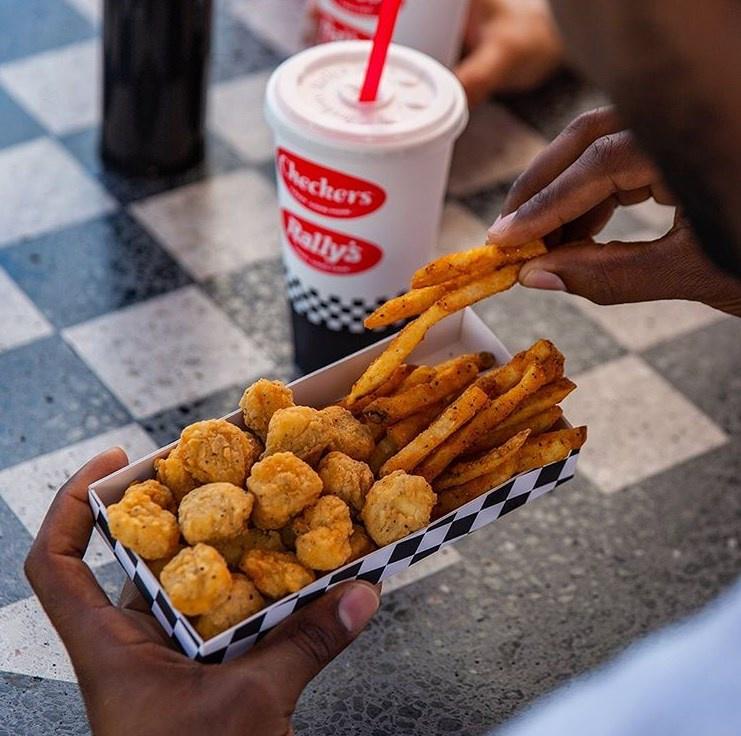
[487,212,516,241]
[520,269,566,291]
[338,584,380,634]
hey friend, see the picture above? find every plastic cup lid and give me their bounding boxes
[266,41,468,153]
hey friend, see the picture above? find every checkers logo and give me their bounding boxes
[316,11,371,41]
[332,0,384,15]
[282,210,383,275]
[278,148,385,218]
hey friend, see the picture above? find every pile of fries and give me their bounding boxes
[340,239,587,519]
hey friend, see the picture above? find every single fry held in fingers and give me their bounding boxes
[411,240,547,289]
[379,385,489,476]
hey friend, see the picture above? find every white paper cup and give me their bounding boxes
[314,0,471,68]
[265,41,468,372]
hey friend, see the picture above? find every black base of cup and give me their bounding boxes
[291,309,398,375]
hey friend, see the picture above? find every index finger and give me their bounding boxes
[488,130,659,247]
[25,448,128,646]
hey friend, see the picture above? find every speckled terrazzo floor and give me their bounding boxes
[0,1,740,734]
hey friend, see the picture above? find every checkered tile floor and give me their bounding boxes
[1,1,739,733]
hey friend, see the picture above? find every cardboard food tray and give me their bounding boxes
[89,308,580,663]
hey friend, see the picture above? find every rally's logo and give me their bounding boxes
[332,0,384,16]
[316,11,370,42]
[282,210,383,275]
[277,148,385,218]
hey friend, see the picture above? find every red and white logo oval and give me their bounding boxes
[277,148,386,219]
[282,210,383,275]
[316,11,371,41]
[332,0,383,16]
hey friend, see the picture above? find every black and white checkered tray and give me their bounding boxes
[88,308,582,662]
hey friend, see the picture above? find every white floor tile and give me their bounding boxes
[0,138,115,247]
[437,201,487,256]
[448,103,547,197]
[0,424,156,568]
[210,70,274,164]
[0,40,100,135]
[64,0,102,25]
[563,355,727,493]
[0,596,76,683]
[0,267,53,352]
[571,296,727,352]
[130,170,280,280]
[63,286,274,418]
[227,0,308,56]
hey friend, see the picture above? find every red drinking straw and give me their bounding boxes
[358,0,403,102]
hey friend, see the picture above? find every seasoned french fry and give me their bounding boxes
[435,429,531,490]
[361,416,386,442]
[364,360,478,425]
[351,266,519,403]
[476,339,563,397]
[470,406,564,455]
[398,365,437,391]
[364,273,475,330]
[338,363,416,414]
[368,435,398,475]
[433,351,496,375]
[379,386,489,476]
[514,427,587,474]
[386,402,446,448]
[432,458,518,519]
[416,360,552,481]
[412,240,547,289]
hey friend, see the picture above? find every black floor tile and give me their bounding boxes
[0,212,192,329]
[0,87,45,151]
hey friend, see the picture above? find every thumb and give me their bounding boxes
[241,581,380,705]
[518,230,701,306]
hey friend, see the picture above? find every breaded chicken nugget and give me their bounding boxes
[347,524,376,563]
[124,479,176,514]
[240,379,295,442]
[296,527,351,571]
[361,471,436,546]
[195,573,265,639]
[108,490,180,560]
[263,406,330,466]
[213,528,286,567]
[154,445,198,503]
[320,406,374,462]
[293,495,353,571]
[161,544,232,616]
[318,451,374,513]
[180,419,261,487]
[147,544,186,580]
[248,452,323,530]
[178,483,254,546]
[240,549,315,599]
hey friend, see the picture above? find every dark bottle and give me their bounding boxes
[101,0,213,176]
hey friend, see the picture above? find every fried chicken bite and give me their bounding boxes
[293,495,353,571]
[154,445,198,503]
[147,544,186,581]
[247,452,323,530]
[240,549,315,599]
[124,479,176,514]
[108,490,180,560]
[213,528,286,567]
[180,419,261,487]
[318,451,374,513]
[178,483,254,546]
[263,406,329,466]
[239,379,295,442]
[320,406,375,461]
[361,471,437,546]
[195,573,265,639]
[347,524,376,563]
[160,544,232,616]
